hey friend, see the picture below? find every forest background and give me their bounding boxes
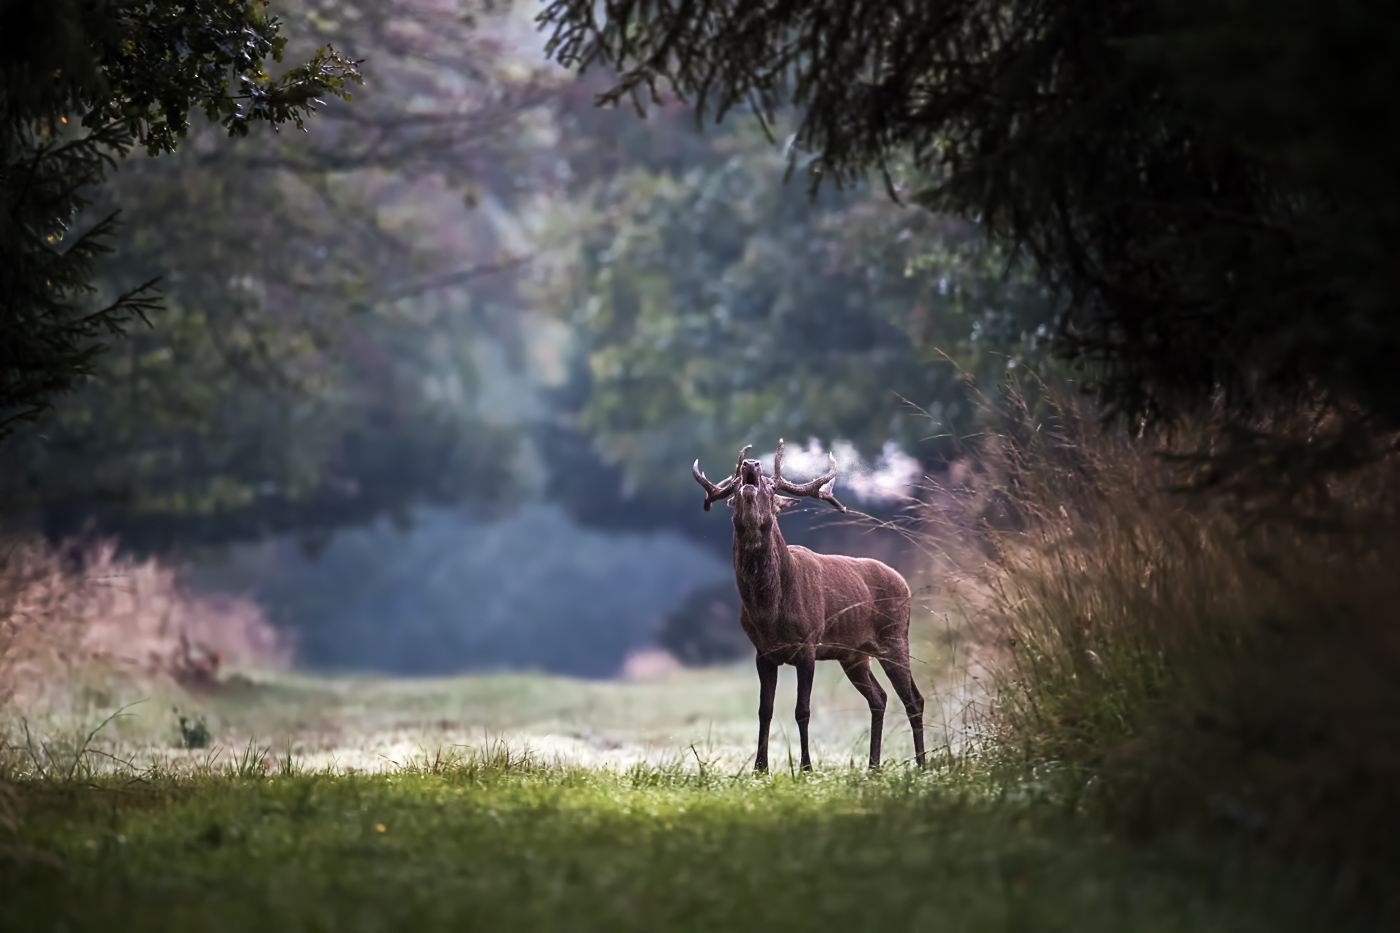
[4,0,1400,920]
[1,0,1051,679]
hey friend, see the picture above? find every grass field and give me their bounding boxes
[0,665,1373,932]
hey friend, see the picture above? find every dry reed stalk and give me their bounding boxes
[920,386,1400,889]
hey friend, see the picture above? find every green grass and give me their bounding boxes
[0,662,1381,932]
[20,660,955,774]
[0,754,1355,933]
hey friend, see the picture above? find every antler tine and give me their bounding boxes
[772,448,847,512]
[734,444,752,473]
[773,438,786,484]
[693,459,737,511]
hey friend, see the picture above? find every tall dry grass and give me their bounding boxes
[0,535,288,712]
[924,389,1400,895]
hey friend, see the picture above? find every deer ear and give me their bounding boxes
[776,495,802,512]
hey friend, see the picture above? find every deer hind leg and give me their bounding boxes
[754,654,779,772]
[842,658,887,769]
[878,654,926,768]
[794,651,816,772]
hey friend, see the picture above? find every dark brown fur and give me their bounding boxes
[694,445,925,771]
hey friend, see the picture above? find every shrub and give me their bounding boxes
[926,389,1400,898]
[0,535,288,711]
[656,582,748,666]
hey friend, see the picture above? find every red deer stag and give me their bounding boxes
[692,440,925,771]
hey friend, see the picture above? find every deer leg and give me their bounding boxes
[794,651,816,771]
[842,659,887,769]
[878,655,926,768]
[755,654,779,772]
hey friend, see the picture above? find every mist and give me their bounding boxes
[758,439,924,506]
[190,505,729,678]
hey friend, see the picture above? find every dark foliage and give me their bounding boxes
[31,413,520,554]
[656,581,746,665]
[0,1,566,552]
[0,0,359,433]
[541,0,1400,482]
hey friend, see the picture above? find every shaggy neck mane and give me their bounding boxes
[732,514,788,617]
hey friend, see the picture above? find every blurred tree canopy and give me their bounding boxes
[547,117,1052,494]
[0,0,556,550]
[3,0,1054,549]
[542,0,1400,487]
[0,0,359,434]
[5,0,1218,553]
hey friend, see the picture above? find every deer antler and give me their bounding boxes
[772,438,847,512]
[692,459,737,511]
[694,444,760,511]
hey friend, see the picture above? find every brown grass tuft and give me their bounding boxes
[0,535,288,711]
[922,387,1400,899]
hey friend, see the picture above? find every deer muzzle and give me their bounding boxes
[739,459,763,490]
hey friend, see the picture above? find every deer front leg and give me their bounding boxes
[795,651,816,771]
[754,654,778,772]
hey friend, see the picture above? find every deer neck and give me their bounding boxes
[732,517,790,618]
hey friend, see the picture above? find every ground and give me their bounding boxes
[0,664,1369,932]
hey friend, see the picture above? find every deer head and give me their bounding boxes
[691,439,848,524]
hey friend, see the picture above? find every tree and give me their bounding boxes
[546,117,1052,495]
[0,0,558,550]
[541,0,1400,489]
[0,0,359,435]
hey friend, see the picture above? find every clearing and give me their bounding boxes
[0,665,1365,932]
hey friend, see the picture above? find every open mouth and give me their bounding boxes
[739,461,762,490]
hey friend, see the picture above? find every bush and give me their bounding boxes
[0,535,288,711]
[926,389,1400,901]
[656,582,748,666]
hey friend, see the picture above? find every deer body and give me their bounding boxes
[695,441,926,771]
[736,542,908,667]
